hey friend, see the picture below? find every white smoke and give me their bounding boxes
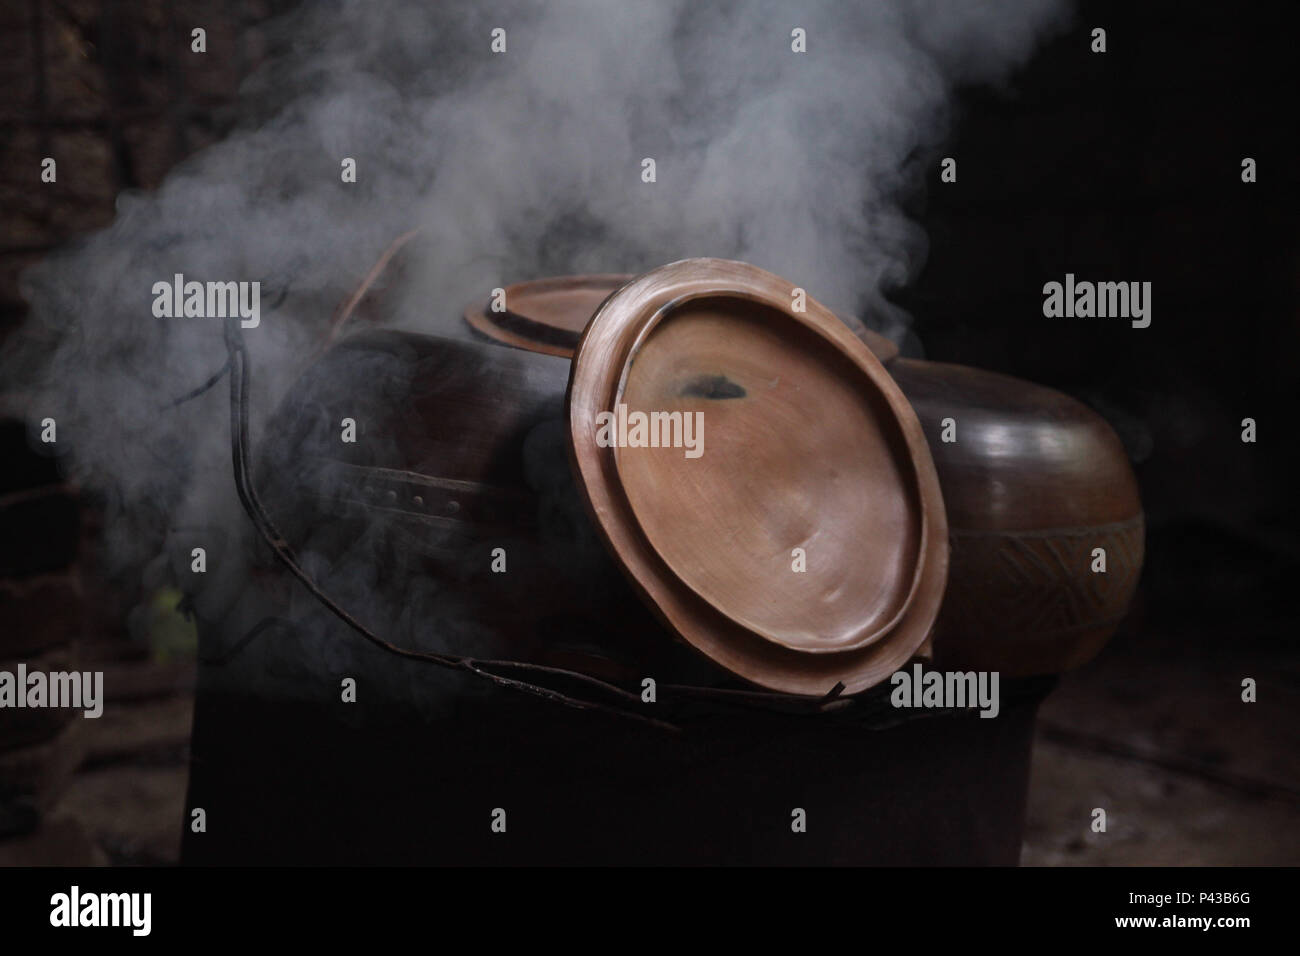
[3,0,1071,679]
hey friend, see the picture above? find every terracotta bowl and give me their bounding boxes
[566,259,947,695]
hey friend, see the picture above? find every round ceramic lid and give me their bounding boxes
[566,259,946,696]
[464,273,899,363]
[464,275,634,358]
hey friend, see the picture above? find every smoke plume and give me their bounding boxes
[3,0,1071,703]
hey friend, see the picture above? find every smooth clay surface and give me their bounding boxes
[567,258,947,695]
[617,296,922,653]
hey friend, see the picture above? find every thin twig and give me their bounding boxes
[320,228,420,350]
[161,356,232,409]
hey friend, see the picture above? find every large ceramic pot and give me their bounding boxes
[460,261,1144,678]
[256,260,952,696]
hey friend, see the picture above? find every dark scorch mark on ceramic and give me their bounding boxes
[680,374,746,400]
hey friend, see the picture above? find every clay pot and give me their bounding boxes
[460,263,1144,677]
[259,256,1142,694]
[255,331,700,685]
[887,359,1143,675]
[566,260,946,694]
[259,268,950,695]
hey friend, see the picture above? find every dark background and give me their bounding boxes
[904,1,1300,861]
[1,0,1297,864]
